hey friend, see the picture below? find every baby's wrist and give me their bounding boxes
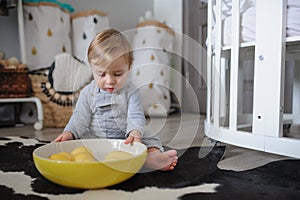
[129,131,142,139]
[64,131,75,140]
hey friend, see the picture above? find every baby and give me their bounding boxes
[53,29,178,171]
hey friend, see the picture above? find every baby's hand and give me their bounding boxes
[124,130,142,145]
[53,131,74,142]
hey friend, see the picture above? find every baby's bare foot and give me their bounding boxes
[145,150,178,171]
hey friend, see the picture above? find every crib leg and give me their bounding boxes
[252,0,286,137]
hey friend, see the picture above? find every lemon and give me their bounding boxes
[73,152,96,162]
[104,151,132,161]
[49,152,74,161]
[49,146,96,162]
[71,146,93,156]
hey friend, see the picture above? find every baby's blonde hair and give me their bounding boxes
[87,29,133,68]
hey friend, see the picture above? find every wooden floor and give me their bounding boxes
[0,112,299,171]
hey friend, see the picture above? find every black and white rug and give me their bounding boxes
[1,136,300,200]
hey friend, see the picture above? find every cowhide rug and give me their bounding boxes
[0,136,300,200]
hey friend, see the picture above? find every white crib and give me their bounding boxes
[205,0,300,158]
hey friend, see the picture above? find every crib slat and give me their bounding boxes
[293,62,300,123]
[206,0,213,122]
[252,0,286,137]
[213,0,222,127]
[229,0,240,131]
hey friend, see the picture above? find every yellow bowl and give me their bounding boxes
[32,139,147,189]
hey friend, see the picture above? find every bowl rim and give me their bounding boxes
[32,138,148,164]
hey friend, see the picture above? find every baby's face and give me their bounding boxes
[92,57,129,93]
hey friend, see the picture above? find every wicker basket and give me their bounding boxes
[0,66,31,98]
[29,68,81,128]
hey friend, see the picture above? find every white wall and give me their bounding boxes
[154,0,183,105]
[0,0,153,60]
[62,0,153,31]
